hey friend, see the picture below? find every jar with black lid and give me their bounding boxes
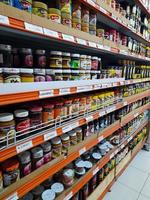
[34,49,46,68]
[19,48,33,68]
[12,48,20,68]
[0,44,12,67]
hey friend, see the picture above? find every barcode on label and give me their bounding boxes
[44,131,57,141]
[0,15,9,25]
[43,28,59,38]
[64,192,73,200]
[24,22,43,34]
[79,147,86,155]
[16,141,33,153]
[6,192,18,200]
[76,38,87,45]
[62,34,75,42]
[93,167,99,175]
[39,90,53,98]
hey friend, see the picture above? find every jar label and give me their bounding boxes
[50,15,61,23]
[36,158,44,169]
[24,55,33,67]
[23,163,32,176]
[4,75,21,83]
[16,119,30,132]
[38,56,46,67]
[44,152,52,163]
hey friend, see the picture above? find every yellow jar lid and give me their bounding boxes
[33,1,48,10]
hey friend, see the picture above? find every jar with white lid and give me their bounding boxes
[51,182,64,196]
[31,147,44,169]
[0,113,15,147]
[61,133,70,154]
[70,54,80,69]
[80,55,87,70]
[62,52,71,69]
[41,142,52,163]
[41,189,56,200]
[51,137,62,158]
[50,51,62,69]
[20,68,34,82]
[3,68,21,83]
[87,56,91,70]
[34,68,46,82]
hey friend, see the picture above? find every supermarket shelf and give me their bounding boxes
[135,0,150,17]
[0,78,150,106]
[1,121,120,200]
[80,0,150,46]
[0,90,149,162]
[0,4,150,63]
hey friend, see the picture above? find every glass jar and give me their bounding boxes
[2,158,20,187]
[91,57,98,70]
[50,51,62,69]
[32,185,44,200]
[54,102,64,120]
[34,69,46,82]
[46,69,55,81]
[75,127,82,143]
[51,182,64,196]
[48,8,61,23]
[70,54,80,69]
[0,44,12,67]
[62,52,71,69]
[71,70,79,80]
[19,48,33,68]
[32,1,48,18]
[31,147,44,169]
[61,134,70,154]
[20,68,34,82]
[51,137,62,158]
[12,48,20,68]
[3,68,21,83]
[54,69,63,81]
[0,68,3,83]
[29,106,43,127]
[0,171,3,192]
[14,0,32,12]
[14,109,30,133]
[68,130,77,145]
[72,98,79,116]
[61,12,72,27]
[41,189,56,200]
[64,99,72,117]
[34,50,46,68]
[80,55,87,70]
[87,56,92,70]
[72,18,81,30]
[62,168,74,188]
[79,97,86,114]
[42,103,54,124]
[41,142,52,163]
[18,151,31,177]
[62,69,71,80]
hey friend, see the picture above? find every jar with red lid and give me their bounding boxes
[19,48,33,68]
[42,103,54,124]
[54,102,64,120]
[14,109,30,133]
[29,106,43,127]
[31,147,44,169]
[34,49,46,68]
[18,151,31,177]
[41,142,52,163]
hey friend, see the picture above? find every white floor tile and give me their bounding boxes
[103,182,139,200]
[118,166,148,192]
[136,150,150,160]
[138,194,150,200]
[141,176,150,198]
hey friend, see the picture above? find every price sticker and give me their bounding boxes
[24,22,43,34]
[123,102,128,106]
[39,90,53,98]
[59,88,70,95]
[62,125,72,133]
[110,153,115,159]
[93,167,99,175]
[97,43,104,49]
[0,15,9,25]
[76,38,87,45]
[43,28,59,38]
[64,192,73,200]
[44,131,57,141]
[6,193,18,200]
[88,41,97,48]
[77,85,92,92]
[71,122,79,129]
[62,34,75,42]
[87,0,96,7]
[98,135,104,142]
[86,115,93,122]
[134,113,139,118]
[16,141,33,153]
[79,147,86,155]
[99,110,106,117]
[99,7,108,14]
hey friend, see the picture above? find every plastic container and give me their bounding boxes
[34,49,46,68]
[34,69,46,82]
[32,1,48,18]
[18,151,31,177]
[2,158,20,187]
[72,1,81,19]
[51,137,62,158]
[31,147,44,169]
[41,142,52,163]
[14,109,30,132]
[14,0,32,12]
[58,0,72,14]
[48,8,61,23]
[20,68,34,82]
[91,57,99,70]
[41,189,55,200]
[3,68,21,83]
[0,44,12,67]
[29,106,42,127]
[50,51,62,69]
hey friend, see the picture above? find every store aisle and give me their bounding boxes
[104,150,150,200]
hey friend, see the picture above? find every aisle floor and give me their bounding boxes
[104,150,150,200]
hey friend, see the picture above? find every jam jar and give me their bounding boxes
[61,134,70,154]
[62,52,71,69]
[34,49,46,68]
[42,103,54,124]
[54,102,64,119]
[70,54,80,69]
[41,142,52,163]
[29,106,43,127]
[41,189,56,200]
[0,44,12,67]
[51,182,64,196]
[12,48,20,68]
[20,68,34,82]
[62,168,74,188]
[3,68,21,83]
[31,147,44,169]
[19,48,33,68]
[48,8,61,23]
[18,151,32,177]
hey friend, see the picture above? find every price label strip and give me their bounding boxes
[44,131,57,141]
[43,28,59,38]
[0,15,9,25]
[6,192,18,200]
[24,22,43,34]
[16,141,33,153]
[39,90,54,98]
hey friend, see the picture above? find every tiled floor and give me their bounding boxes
[104,150,150,200]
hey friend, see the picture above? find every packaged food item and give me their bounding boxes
[14,109,30,133]
[76,127,82,143]
[82,183,89,199]
[62,168,74,188]
[18,151,32,177]
[32,185,44,200]
[31,147,44,169]
[41,142,52,163]
[20,69,34,82]
[87,56,91,70]
[45,69,55,81]
[42,103,54,124]
[62,69,71,80]
[79,97,86,114]
[51,182,64,196]
[0,68,3,83]
[34,69,46,82]
[80,55,87,70]
[51,137,62,158]
[90,175,97,192]
[70,54,80,69]
[75,160,86,178]
[61,134,70,154]
[81,8,89,32]
[42,177,52,189]
[41,189,56,200]
[50,51,62,69]
[0,113,16,146]
[71,70,79,80]
[19,48,33,68]
[0,44,12,67]
[29,106,43,127]
[54,69,63,81]
[12,48,20,68]
[61,12,72,27]
[14,0,32,12]
[64,99,72,117]
[72,98,79,115]
[62,52,71,69]
[48,8,61,23]
[68,130,77,145]
[96,29,105,37]
[3,68,21,83]
[91,57,99,70]
[72,18,81,30]
[34,50,46,68]
[89,13,97,35]
[54,102,64,119]
[32,1,48,18]
[72,0,81,19]
[2,158,20,187]
[84,161,93,171]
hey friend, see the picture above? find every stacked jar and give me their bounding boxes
[72,0,81,30]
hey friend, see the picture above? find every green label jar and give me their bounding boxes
[70,54,80,69]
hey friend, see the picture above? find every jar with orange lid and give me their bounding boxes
[79,97,86,114]
[54,102,64,120]
[42,103,54,124]
[0,171,3,191]
[2,157,20,187]
[51,137,62,158]
[61,134,70,154]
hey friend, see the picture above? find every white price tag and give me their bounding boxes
[99,7,108,14]
[62,34,75,42]
[94,84,101,89]
[99,110,106,117]
[115,149,119,155]
[62,125,72,133]
[113,82,118,87]
[120,81,125,85]
[39,90,53,98]
[6,193,18,200]
[24,22,43,34]
[127,136,133,142]
[76,38,87,45]
[43,28,59,38]
[88,41,97,48]
[77,85,92,92]
[79,147,86,155]
[44,131,57,141]
[87,0,95,7]
[134,113,139,118]
[98,135,104,142]
[86,115,93,122]
[59,88,70,95]
[71,122,79,129]
[121,144,125,149]
[93,167,99,175]
[0,15,9,25]
[111,14,117,20]
[110,153,115,159]
[123,102,128,106]
[125,80,131,85]
[97,44,104,49]
[120,50,128,55]
[16,141,33,153]
[104,46,111,51]
[64,192,73,200]
[107,106,116,113]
